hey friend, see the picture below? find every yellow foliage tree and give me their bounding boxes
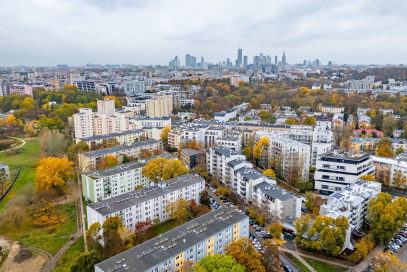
[6,115,17,126]
[263,169,276,179]
[162,159,189,180]
[253,137,269,160]
[217,187,231,197]
[35,157,74,192]
[284,118,297,125]
[372,251,407,272]
[33,198,59,226]
[160,126,171,146]
[142,158,168,182]
[360,174,375,181]
[24,122,36,137]
[165,198,192,224]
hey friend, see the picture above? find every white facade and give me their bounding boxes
[214,109,237,122]
[315,151,374,195]
[74,108,94,138]
[320,180,381,250]
[87,174,205,232]
[372,155,407,188]
[321,106,345,114]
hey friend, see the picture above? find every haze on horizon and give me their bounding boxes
[0,0,406,66]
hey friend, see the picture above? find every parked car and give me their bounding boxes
[281,265,293,272]
[263,234,273,239]
[284,232,294,240]
[301,207,308,213]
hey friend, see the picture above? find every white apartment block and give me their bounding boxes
[372,155,407,189]
[320,180,381,250]
[252,182,302,220]
[82,154,176,203]
[95,207,249,272]
[321,106,345,114]
[76,129,148,149]
[74,108,94,138]
[256,131,311,183]
[215,136,242,152]
[128,117,171,129]
[214,109,237,122]
[87,174,205,232]
[97,99,115,117]
[315,151,374,195]
[78,139,162,172]
[204,127,226,148]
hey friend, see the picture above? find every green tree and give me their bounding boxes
[304,116,316,126]
[258,110,276,124]
[396,147,404,156]
[70,250,104,272]
[195,254,245,272]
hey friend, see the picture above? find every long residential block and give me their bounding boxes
[87,174,205,232]
[95,207,249,272]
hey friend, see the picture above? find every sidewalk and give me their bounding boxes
[352,244,384,272]
[280,249,317,272]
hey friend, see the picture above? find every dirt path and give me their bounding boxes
[41,181,84,272]
[0,241,46,272]
[0,137,26,153]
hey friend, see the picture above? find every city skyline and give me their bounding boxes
[0,0,406,66]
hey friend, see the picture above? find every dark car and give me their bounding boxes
[282,265,293,272]
[301,207,308,213]
[263,234,273,239]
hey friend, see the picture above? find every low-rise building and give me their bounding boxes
[321,106,345,114]
[180,149,206,169]
[214,109,237,122]
[87,174,205,232]
[314,151,374,195]
[94,207,249,272]
[76,129,148,149]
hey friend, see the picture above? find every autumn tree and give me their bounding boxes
[258,110,276,124]
[195,254,245,272]
[304,116,316,126]
[86,222,103,251]
[353,239,369,260]
[4,205,27,229]
[376,138,394,158]
[263,169,276,179]
[268,223,283,239]
[394,170,407,189]
[382,115,395,137]
[225,237,266,272]
[98,155,119,169]
[165,198,192,224]
[23,122,36,137]
[372,251,407,272]
[160,125,171,148]
[367,192,407,243]
[284,118,297,125]
[360,174,375,181]
[162,159,189,180]
[262,240,282,272]
[217,187,231,197]
[254,137,269,164]
[35,157,74,192]
[103,216,122,236]
[142,157,168,182]
[33,198,59,226]
[139,148,153,159]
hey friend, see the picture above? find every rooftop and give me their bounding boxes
[88,174,204,216]
[82,139,160,158]
[95,207,247,272]
[254,181,298,201]
[181,148,206,156]
[77,129,146,142]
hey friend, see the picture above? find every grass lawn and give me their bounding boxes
[153,220,180,236]
[0,137,41,215]
[303,257,348,272]
[283,252,311,272]
[52,237,84,272]
[0,203,77,255]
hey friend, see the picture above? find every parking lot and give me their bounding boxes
[383,223,407,255]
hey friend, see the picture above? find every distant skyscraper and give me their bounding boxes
[253,56,259,65]
[303,60,307,66]
[185,54,191,67]
[266,55,272,64]
[243,56,248,69]
[237,48,242,66]
[275,56,278,65]
[282,51,287,66]
[328,61,333,67]
[169,56,180,68]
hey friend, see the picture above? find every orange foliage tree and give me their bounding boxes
[35,157,74,192]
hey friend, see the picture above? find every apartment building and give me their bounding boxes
[128,117,171,129]
[321,106,345,114]
[97,99,115,117]
[87,174,205,231]
[82,154,176,203]
[207,146,246,182]
[9,85,33,96]
[314,151,374,195]
[320,180,381,250]
[372,155,407,189]
[252,182,302,220]
[146,94,173,118]
[95,207,249,272]
[204,127,226,148]
[214,108,237,122]
[180,149,206,169]
[78,139,162,172]
[256,131,311,183]
[76,129,148,149]
[74,108,94,138]
[215,136,242,152]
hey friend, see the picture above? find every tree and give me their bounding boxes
[6,115,17,126]
[360,174,376,181]
[160,126,171,147]
[35,157,74,192]
[225,237,266,272]
[103,231,125,259]
[394,170,407,189]
[304,116,316,126]
[70,250,104,272]
[67,141,90,177]
[33,198,59,226]
[367,193,407,243]
[38,128,68,156]
[382,115,395,137]
[195,254,245,272]
[217,187,231,197]
[161,159,189,180]
[98,155,119,170]
[249,97,260,110]
[263,169,276,179]
[254,137,269,161]
[372,251,407,272]
[23,122,36,137]
[86,222,102,251]
[200,190,211,207]
[142,157,168,182]
[139,148,153,158]
[262,240,281,272]
[268,223,283,239]
[165,198,192,224]
[4,205,27,229]
[376,144,395,158]
[353,239,369,260]
[102,216,122,236]
[258,110,276,124]
[284,118,297,125]
[396,147,404,155]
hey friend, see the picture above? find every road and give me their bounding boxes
[206,188,299,271]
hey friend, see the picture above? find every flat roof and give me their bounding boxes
[254,181,297,201]
[77,129,146,142]
[95,207,247,272]
[88,174,204,216]
[181,148,206,156]
[82,139,160,158]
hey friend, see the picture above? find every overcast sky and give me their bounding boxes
[0,0,406,66]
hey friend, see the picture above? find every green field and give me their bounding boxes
[153,220,180,236]
[283,252,311,272]
[0,137,41,214]
[52,237,84,272]
[303,257,348,272]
